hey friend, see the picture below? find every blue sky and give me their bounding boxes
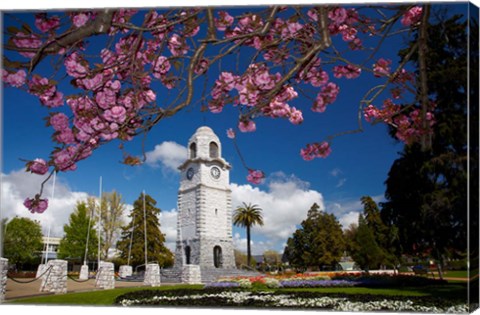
[1,1,471,255]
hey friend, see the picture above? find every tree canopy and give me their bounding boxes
[285,203,345,271]
[116,192,173,267]
[3,217,43,267]
[380,14,477,274]
[57,201,99,262]
[1,4,442,213]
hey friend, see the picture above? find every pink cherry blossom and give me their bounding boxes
[401,6,423,27]
[26,158,49,175]
[246,169,265,185]
[333,64,361,79]
[194,58,209,75]
[2,69,27,87]
[35,13,60,33]
[50,113,70,131]
[226,128,236,139]
[12,32,42,58]
[152,56,171,78]
[65,52,89,78]
[238,120,256,133]
[373,58,391,77]
[72,13,90,28]
[53,147,77,171]
[104,106,127,123]
[288,107,304,125]
[40,91,64,108]
[168,34,188,56]
[215,11,234,31]
[24,196,49,214]
[300,142,332,161]
[328,7,348,25]
[56,128,76,144]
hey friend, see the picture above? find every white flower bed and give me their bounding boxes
[119,291,469,313]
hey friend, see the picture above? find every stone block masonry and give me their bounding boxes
[40,259,67,294]
[144,263,161,287]
[181,265,202,284]
[95,261,115,290]
[119,265,133,278]
[0,258,7,303]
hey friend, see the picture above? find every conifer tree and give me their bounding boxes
[116,192,173,268]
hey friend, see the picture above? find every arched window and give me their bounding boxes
[190,142,197,159]
[213,246,223,268]
[185,246,191,265]
[209,142,219,158]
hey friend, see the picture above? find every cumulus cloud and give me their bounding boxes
[145,141,187,171]
[230,173,324,253]
[233,233,275,256]
[1,169,90,237]
[159,208,178,252]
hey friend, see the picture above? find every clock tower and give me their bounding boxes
[175,126,236,270]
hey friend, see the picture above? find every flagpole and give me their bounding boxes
[98,176,102,270]
[127,213,135,266]
[143,190,147,267]
[45,171,56,264]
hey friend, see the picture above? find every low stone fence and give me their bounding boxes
[0,258,8,303]
[144,263,161,287]
[96,261,115,289]
[40,259,68,294]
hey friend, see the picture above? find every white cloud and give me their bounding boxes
[145,141,187,171]
[338,211,360,230]
[159,208,178,252]
[233,233,275,256]
[230,173,324,253]
[336,178,347,188]
[330,168,342,177]
[0,169,90,237]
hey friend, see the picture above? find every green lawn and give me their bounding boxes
[8,285,203,306]
[8,283,467,306]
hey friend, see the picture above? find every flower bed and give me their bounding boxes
[115,289,468,313]
[331,273,447,287]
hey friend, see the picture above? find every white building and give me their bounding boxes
[174,126,236,269]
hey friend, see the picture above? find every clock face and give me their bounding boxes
[186,167,194,180]
[210,166,221,179]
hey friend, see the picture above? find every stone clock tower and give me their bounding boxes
[175,126,236,273]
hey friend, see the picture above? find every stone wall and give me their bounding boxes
[0,258,8,303]
[144,263,161,287]
[40,259,67,294]
[95,261,115,290]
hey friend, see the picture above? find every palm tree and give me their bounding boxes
[233,202,264,268]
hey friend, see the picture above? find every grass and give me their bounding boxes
[8,284,203,306]
[8,283,467,306]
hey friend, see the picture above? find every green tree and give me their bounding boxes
[360,196,399,268]
[381,14,478,278]
[351,214,384,271]
[90,191,126,259]
[3,217,43,268]
[285,203,345,271]
[116,192,173,268]
[233,202,264,268]
[58,202,99,263]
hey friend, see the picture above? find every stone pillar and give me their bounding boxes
[119,265,132,278]
[95,261,115,290]
[40,259,67,294]
[181,265,202,284]
[36,263,47,278]
[79,264,89,280]
[143,263,161,287]
[0,258,8,303]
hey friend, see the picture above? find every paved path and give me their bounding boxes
[5,278,145,300]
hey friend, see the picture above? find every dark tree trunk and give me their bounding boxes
[247,226,251,267]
